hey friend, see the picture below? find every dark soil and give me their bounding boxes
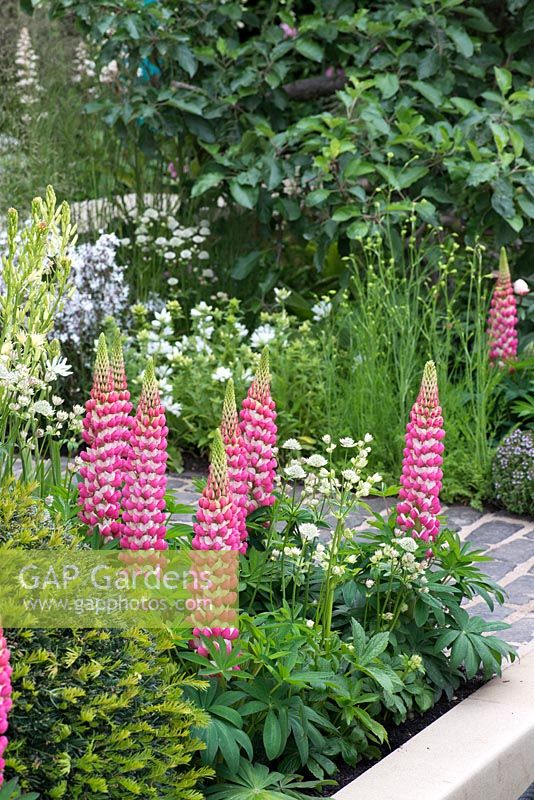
[322,675,487,796]
[181,450,209,474]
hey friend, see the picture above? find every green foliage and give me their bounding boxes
[204,760,328,800]
[126,233,520,504]
[5,628,212,800]
[175,479,516,786]
[0,480,80,549]
[36,0,534,268]
[0,778,39,800]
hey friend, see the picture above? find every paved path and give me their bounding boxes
[168,472,534,653]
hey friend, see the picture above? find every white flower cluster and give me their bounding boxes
[282,434,381,504]
[72,41,96,86]
[15,27,42,112]
[311,298,332,322]
[369,540,429,592]
[269,433,383,576]
[0,354,83,445]
[54,233,129,354]
[99,59,119,84]
[129,297,293,418]
[130,206,214,286]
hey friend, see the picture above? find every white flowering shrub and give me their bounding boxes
[54,232,129,356]
[126,296,295,451]
[119,203,216,298]
[14,27,43,120]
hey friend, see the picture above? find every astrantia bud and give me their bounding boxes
[396,361,444,543]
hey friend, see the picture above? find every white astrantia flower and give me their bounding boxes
[305,619,314,628]
[300,523,320,541]
[285,463,306,480]
[164,251,176,260]
[306,454,327,468]
[364,433,373,443]
[250,323,276,349]
[32,400,54,417]
[398,537,418,553]
[274,287,291,304]
[282,438,301,450]
[311,299,332,322]
[341,468,359,483]
[339,437,356,448]
[212,366,233,382]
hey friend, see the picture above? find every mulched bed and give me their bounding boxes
[323,675,487,796]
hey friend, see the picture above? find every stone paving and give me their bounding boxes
[168,472,534,653]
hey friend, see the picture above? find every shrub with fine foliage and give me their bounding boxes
[492,429,534,515]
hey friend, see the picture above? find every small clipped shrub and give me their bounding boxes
[492,429,534,516]
[5,629,212,800]
[0,484,213,799]
[0,481,78,549]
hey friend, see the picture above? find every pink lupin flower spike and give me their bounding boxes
[396,361,445,543]
[239,348,277,514]
[109,326,133,476]
[0,628,13,787]
[121,358,168,551]
[191,429,240,656]
[192,429,242,552]
[78,334,123,541]
[221,379,249,554]
[487,247,518,366]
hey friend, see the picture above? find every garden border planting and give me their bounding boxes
[333,641,534,800]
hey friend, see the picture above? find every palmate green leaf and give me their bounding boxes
[207,760,328,800]
[353,708,388,743]
[360,631,389,665]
